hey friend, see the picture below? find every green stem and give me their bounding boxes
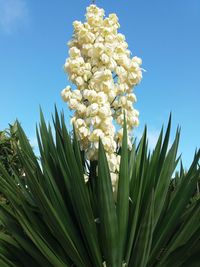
[89,160,98,180]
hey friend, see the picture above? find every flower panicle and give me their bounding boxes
[61,4,143,190]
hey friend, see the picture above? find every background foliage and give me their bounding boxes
[0,122,23,204]
[0,122,22,176]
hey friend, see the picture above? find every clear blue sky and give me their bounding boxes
[0,0,200,167]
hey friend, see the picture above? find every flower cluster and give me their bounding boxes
[61,4,142,190]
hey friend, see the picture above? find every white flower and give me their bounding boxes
[128,115,139,127]
[87,103,99,116]
[96,92,108,104]
[108,58,117,71]
[69,47,81,58]
[75,76,84,86]
[100,53,109,64]
[89,129,105,142]
[117,33,125,42]
[132,56,142,65]
[83,89,97,102]
[73,21,82,31]
[107,153,119,173]
[90,115,101,126]
[79,126,89,138]
[71,90,82,101]
[126,100,133,110]
[102,136,116,152]
[61,86,71,102]
[69,99,78,110]
[77,104,87,115]
[75,118,85,128]
[116,66,127,81]
[98,106,110,118]
[116,128,124,141]
[127,93,137,102]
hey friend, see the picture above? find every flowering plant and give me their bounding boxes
[0,4,200,267]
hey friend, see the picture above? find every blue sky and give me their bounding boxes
[0,0,200,167]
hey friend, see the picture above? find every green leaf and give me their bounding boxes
[154,128,180,226]
[117,117,129,265]
[97,139,119,267]
[125,127,147,265]
[150,150,200,265]
[130,190,154,267]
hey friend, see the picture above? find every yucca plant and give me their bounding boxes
[0,109,200,267]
